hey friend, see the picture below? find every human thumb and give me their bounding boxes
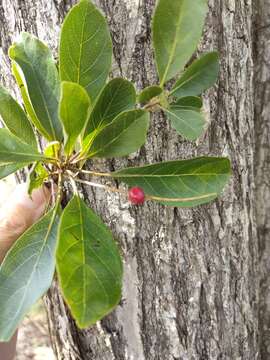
[0,184,51,262]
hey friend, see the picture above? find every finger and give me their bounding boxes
[22,185,51,222]
[0,184,51,262]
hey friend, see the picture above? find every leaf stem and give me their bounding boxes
[70,156,88,165]
[143,99,161,111]
[72,177,126,196]
[50,179,56,205]
[146,193,217,202]
[78,169,112,178]
[44,171,63,213]
[43,157,59,164]
[43,171,63,219]
[54,171,63,207]
[169,87,177,97]
[69,152,80,164]
[67,173,79,196]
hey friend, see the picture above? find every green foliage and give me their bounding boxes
[138,85,163,104]
[59,0,112,101]
[174,96,203,109]
[59,82,91,155]
[57,196,123,328]
[11,62,44,138]
[28,163,49,196]
[44,141,61,159]
[84,78,136,136]
[152,0,208,85]
[0,129,46,163]
[0,85,36,148]
[9,33,62,141]
[171,52,219,98]
[112,157,231,207]
[0,208,59,341]
[0,0,230,341]
[84,110,150,158]
[164,106,205,140]
[0,163,28,181]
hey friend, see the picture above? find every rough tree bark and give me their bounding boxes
[254,1,270,359]
[0,0,269,359]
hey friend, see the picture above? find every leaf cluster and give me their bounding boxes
[0,0,231,341]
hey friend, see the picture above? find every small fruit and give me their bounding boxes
[128,187,145,205]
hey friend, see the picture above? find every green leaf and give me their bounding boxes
[11,62,45,139]
[0,85,37,148]
[57,195,123,328]
[0,129,46,163]
[9,33,63,141]
[112,157,231,207]
[174,96,202,109]
[0,163,27,181]
[0,208,59,341]
[84,78,136,136]
[44,141,61,159]
[171,52,219,98]
[138,85,163,105]
[27,163,49,196]
[163,106,205,141]
[59,82,91,155]
[152,0,208,85]
[60,0,112,101]
[84,109,150,158]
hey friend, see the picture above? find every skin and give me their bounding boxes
[0,184,51,360]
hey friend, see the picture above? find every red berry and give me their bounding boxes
[128,187,145,205]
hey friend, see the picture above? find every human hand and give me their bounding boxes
[0,184,51,263]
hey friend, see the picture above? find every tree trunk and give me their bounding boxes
[0,0,269,359]
[254,1,270,359]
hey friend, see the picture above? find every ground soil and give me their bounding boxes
[16,301,54,360]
